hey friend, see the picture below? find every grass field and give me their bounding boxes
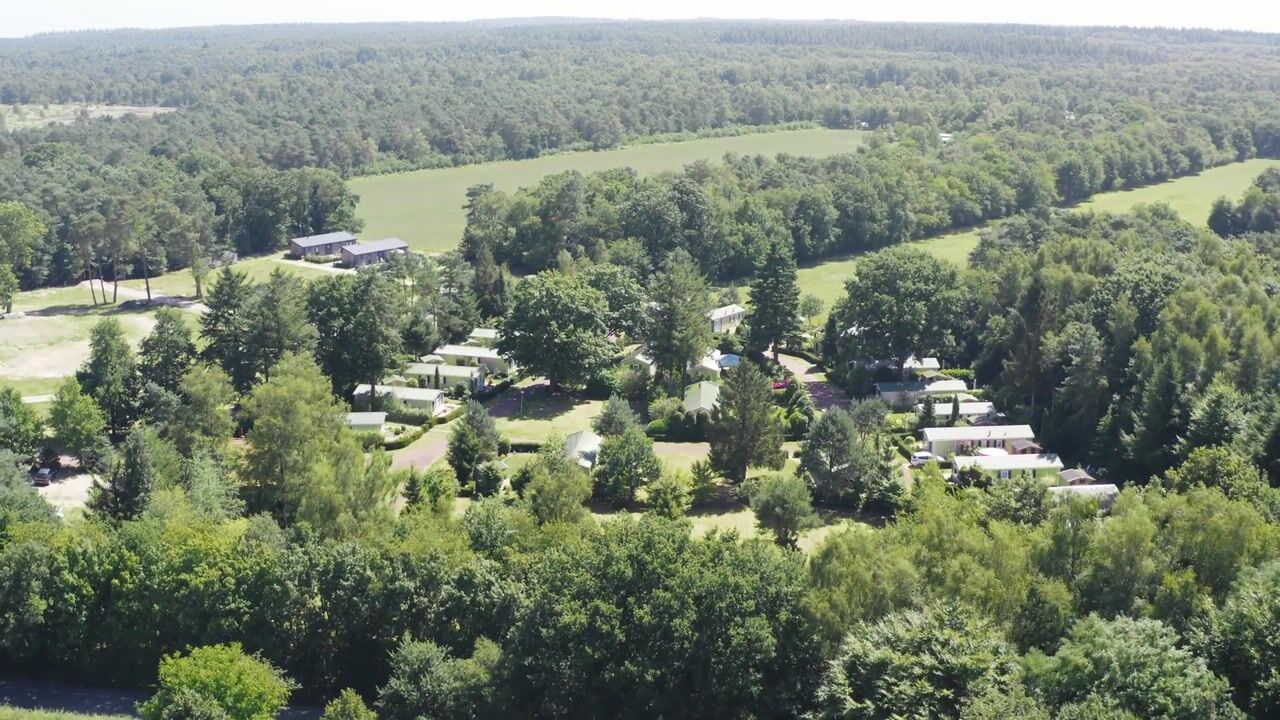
[118,255,338,297]
[350,128,867,253]
[1,103,174,131]
[1076,158,1280,225]
[0,708,130,720]
[794,228,982,323]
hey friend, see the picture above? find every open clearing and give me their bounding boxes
[1076,158,1280,224]
[1,103,174,131]
[349,128,867,253]
[0,256,320,395]
[793,158,1277,323]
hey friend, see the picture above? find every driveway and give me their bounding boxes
[390,426,451,470]
[776,352,848,411]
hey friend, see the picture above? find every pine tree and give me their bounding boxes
[645,249,712,383]
[747,239,801,359]
[593,394,639,436]
[708,362,786,484]
[90,427,158,521]
[200,268,257,392]
[1177,382,1246,458]
[76,317,140,441]
[447,401,500,485]
[139,307,197,393]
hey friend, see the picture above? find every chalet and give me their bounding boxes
[875,378,968,404]
[921,424,1036,456]
[466,327,499,347]
[432,344,511,375]
[1050,483,1120,509]
[953,453,1064,480]
[343,412,387,433]
[688,354,723,381]
[353,384,446,415]
[564,430,603,470]
[708,304,746,334]
[683,381,721,414]
[404,362,486,392]
[341,238,409,267]
[914,401,997,422]
[623,349,656,377]
[289,231,357,257]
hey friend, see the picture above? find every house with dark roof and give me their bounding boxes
[289,231,358,257]
[341,238,409,267]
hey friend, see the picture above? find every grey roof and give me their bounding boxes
[922,425,1035,442]
[353,384,443,402]
[404,362,483,378]
[683,381,721,413]
[290,231,357,248]
[344,238,409,256]
[344,412,387,426]
[1058,468,1096,484]
[564,431,603,468]
[435,344,501,359]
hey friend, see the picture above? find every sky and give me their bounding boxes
[3,0,1275,38]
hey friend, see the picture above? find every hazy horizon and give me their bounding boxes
[4,0,1275,39]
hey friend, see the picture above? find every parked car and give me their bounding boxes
[909,451,941,468]
[31,467,54,486]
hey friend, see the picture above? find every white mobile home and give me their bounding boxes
[914,401,996,422]
[708,304,746,334]
[404,362,486,392]
[953,453,1064,480]
[876,378,968,404]
[921,424,1036,456]
[433,344,512,375]
[353,384,446,415]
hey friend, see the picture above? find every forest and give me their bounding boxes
[4,18,1280,720]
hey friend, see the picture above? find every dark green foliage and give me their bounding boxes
[747,239,801,357]
[644,249,714,381]
[0,385,42,459]
[800,408,895,509]
[708,362,786,483]
[77,317,140,440]
[592,426,661,505]
[307,272,403,396]
[89,426,162,522]
[377,638,497,720]
[500,516,822,718]
[447,401,500,488]
[139,307,196,394]
[497,271,611,390]
[1026,615,1237,720]
[1204,562,1280,716]
[747,473,818,548]
[815,603,1021,720]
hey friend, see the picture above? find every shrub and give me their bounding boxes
[138,643,293,720]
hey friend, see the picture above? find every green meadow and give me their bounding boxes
[349,128,868,253]
[1075,158,1280,225]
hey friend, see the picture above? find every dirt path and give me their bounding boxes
[776,352,848,411]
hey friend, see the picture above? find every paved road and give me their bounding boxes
[0,675,320,719]
[776,352,848,411]
[390,426,451,470]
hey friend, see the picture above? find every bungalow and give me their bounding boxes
[564,430,603,470]
[466,327,499,348]
[708,304,746,334]
[341,238,409,268]
[875,378,968,404]
[1050,483,1120,509]
[683,381,721,414]
[914,401,997,422]
[904,356,942,376]
[688,354,723,381]
[353,384,446,415]
[953,453,1064,480]
[433,344,512,375]
[288,231,357,257]
[343,412,387,433]
[921,424,1036,456]
[1010,438,1044,455]
[623,348,657,377]
[404,362,486,392]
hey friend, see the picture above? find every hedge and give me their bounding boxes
[384,426,427,450]
[387,408,436,426]
[941,368,974,380]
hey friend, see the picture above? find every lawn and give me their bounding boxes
[794,228,982,323]
[486,384,605,444]
[0,708,131,720]
[350,128,867,253]
[1076,158,1280,226]
[118,254,337,298]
